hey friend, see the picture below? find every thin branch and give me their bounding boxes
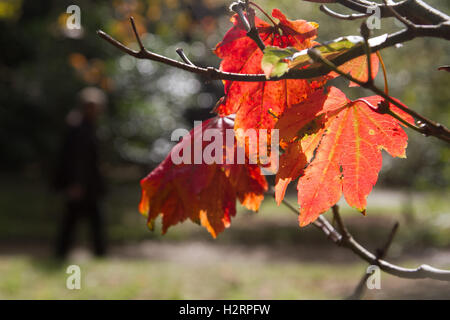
[98,0,450,285]
[378,222,400,257]
[97,6,450,143]
[386,107,423,134]
[331,205,350,240]
[307,47,450,142]
[268,188,341,243]
[320,5,371,20]
[347,222,399,299]
[273,193,450,281]
[335,0,450,25]
[382,0,416,29]
[335,0,376,13]
[376,51,389,95]
[360,21,373,85]
[176,48,195,66]
[230,2,251,31]
[98,20,450,80]
[130,16,144,50]
[98,19,267,81]
[231,1,266,51]
[249,1,278,26]
[97,24,235,81]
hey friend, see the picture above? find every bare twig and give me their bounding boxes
[320,5,371,20]
[230,1,251,31]
[332,205,350,240]
[307,47,450,142]
[360,21,373,84]
[176,48,195,66]
[269,188,450,281]
[330,205,450,281]
[347,222,399,299]
[382,0,416,29]
[378,222,400,257]
[335,0,450,25]
[249,1,278,26]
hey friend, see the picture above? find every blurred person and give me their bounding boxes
[53,87,107,259]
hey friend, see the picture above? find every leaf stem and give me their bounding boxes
[347,221,399,299]
[376,51,389,95]
[249,1,278,26]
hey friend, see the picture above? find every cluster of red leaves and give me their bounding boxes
[139,8,411,236]
[139,116,267,238]
[214,9,327,143]
[274,87,413,225]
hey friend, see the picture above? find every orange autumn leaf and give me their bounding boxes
[273,88,347,202]
[275,87,414,226]
[214,9,327,141]
[139,115,268,238]
[330,53,380,87]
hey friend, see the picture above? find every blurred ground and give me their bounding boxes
[0,174,449,299]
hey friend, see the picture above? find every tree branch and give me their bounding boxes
[97,17,450,81]
[307,47,450,143]
[334,0,450,25]
[230,1,266,51]
[330,205,450,281]
[269,188,342,243]
[273,192,450,282]
[97,9,450,142]
[320,5,372,20]
[176,48,195,66]
[347,221,399,300]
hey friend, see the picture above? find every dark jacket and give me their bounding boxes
[54,119,105,200]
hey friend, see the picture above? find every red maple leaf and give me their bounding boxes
[139,115,268,238]
[274,87,414,226]
[331,53,380,87]
[214,9,327,141]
